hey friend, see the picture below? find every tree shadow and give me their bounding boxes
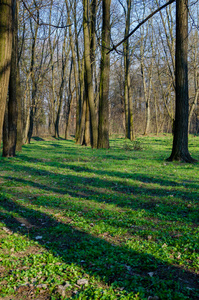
[32,137,45,141]
[0,196,198,299]
[1,140,199,298]
[14,153,197,188]
[2,160,198,225]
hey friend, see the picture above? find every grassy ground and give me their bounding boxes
[0,135,198,300]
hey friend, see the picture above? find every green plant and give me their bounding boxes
[0,135,198,299]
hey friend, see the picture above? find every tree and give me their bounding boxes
[167,0,196,162]
[123,0,134,141]
[98,0,111,148]
[0,0,14,143]
[109,0,196,162]
[83,0,98,148]
[65,0,79,140]
[3,0,18,157]
[27,5,39,143]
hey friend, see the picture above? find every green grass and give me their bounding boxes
[0,135,199,299]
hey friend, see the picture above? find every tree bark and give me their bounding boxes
[2,0,18,157]
[98,0,111,148]
[74,0,82,142]
[123,0,134,141]
[167,0,196,162]
[27,11,39,144]
[76,58,85,144]
[16,67,23,151]
[0,0,13,143]
[54,27,68,139]
[83,0,98,148]
[65,0,79,141]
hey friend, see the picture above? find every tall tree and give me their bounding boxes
[167,0,196,162]
[27,4,39,143]
[3,0,18,157]
[98,0,111,148]
[109,0,196,161]
[73,0,83,143]
[123,0,134,141]
[83,0,98,148]
[0,0,14,143]
[54,27,69,138]
[65,0,79,139]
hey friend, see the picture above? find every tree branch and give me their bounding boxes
[21,0,72,28]
[107,0,175,54]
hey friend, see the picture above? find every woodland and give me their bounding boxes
[0,0,199,299]
[0,0,198,161]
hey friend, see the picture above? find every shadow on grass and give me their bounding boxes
[1,139,199,298]
[2,160,199,225]
[17,153,199,188]
[32,137,45,142]
[0,196,199,299]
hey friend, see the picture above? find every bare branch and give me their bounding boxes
[21,0,72,28]
[107,0,176,54]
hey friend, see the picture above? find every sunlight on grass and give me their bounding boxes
[0,135,199,299]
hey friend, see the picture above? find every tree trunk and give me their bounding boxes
[3,0,18,157]
[66,0,79,142]
[167,0,196,162]
[76,58,85,144]
[188,37,199,132]
[16,67,23,151]
[0,0,13,143]
[98,0,111,149]
[83,0,98,148]
[77,93,87,145]
[54,27,68,139]
[74,0,82,142]
[27,13,39,144]
[123,0,134,141]
[84,97,91,146]
[15,1,22,151]
[65,93,73,140]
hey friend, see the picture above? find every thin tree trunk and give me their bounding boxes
[128,74,135,141]
[15,0,22,151]
[78,96,86,145]
[65,0,79,141]
[27,11,39,144]
[84,97,91,146]
[65,93,73,140]
[188,35,199,132]
[76,59,85,144]
[55,30,68,139]
[152,83,159,136]
[123,0,134,140]
[74,0,82,142]
[49,1,57,137]
[16,67,23,151]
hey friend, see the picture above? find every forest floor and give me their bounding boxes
[0,135,199,300]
